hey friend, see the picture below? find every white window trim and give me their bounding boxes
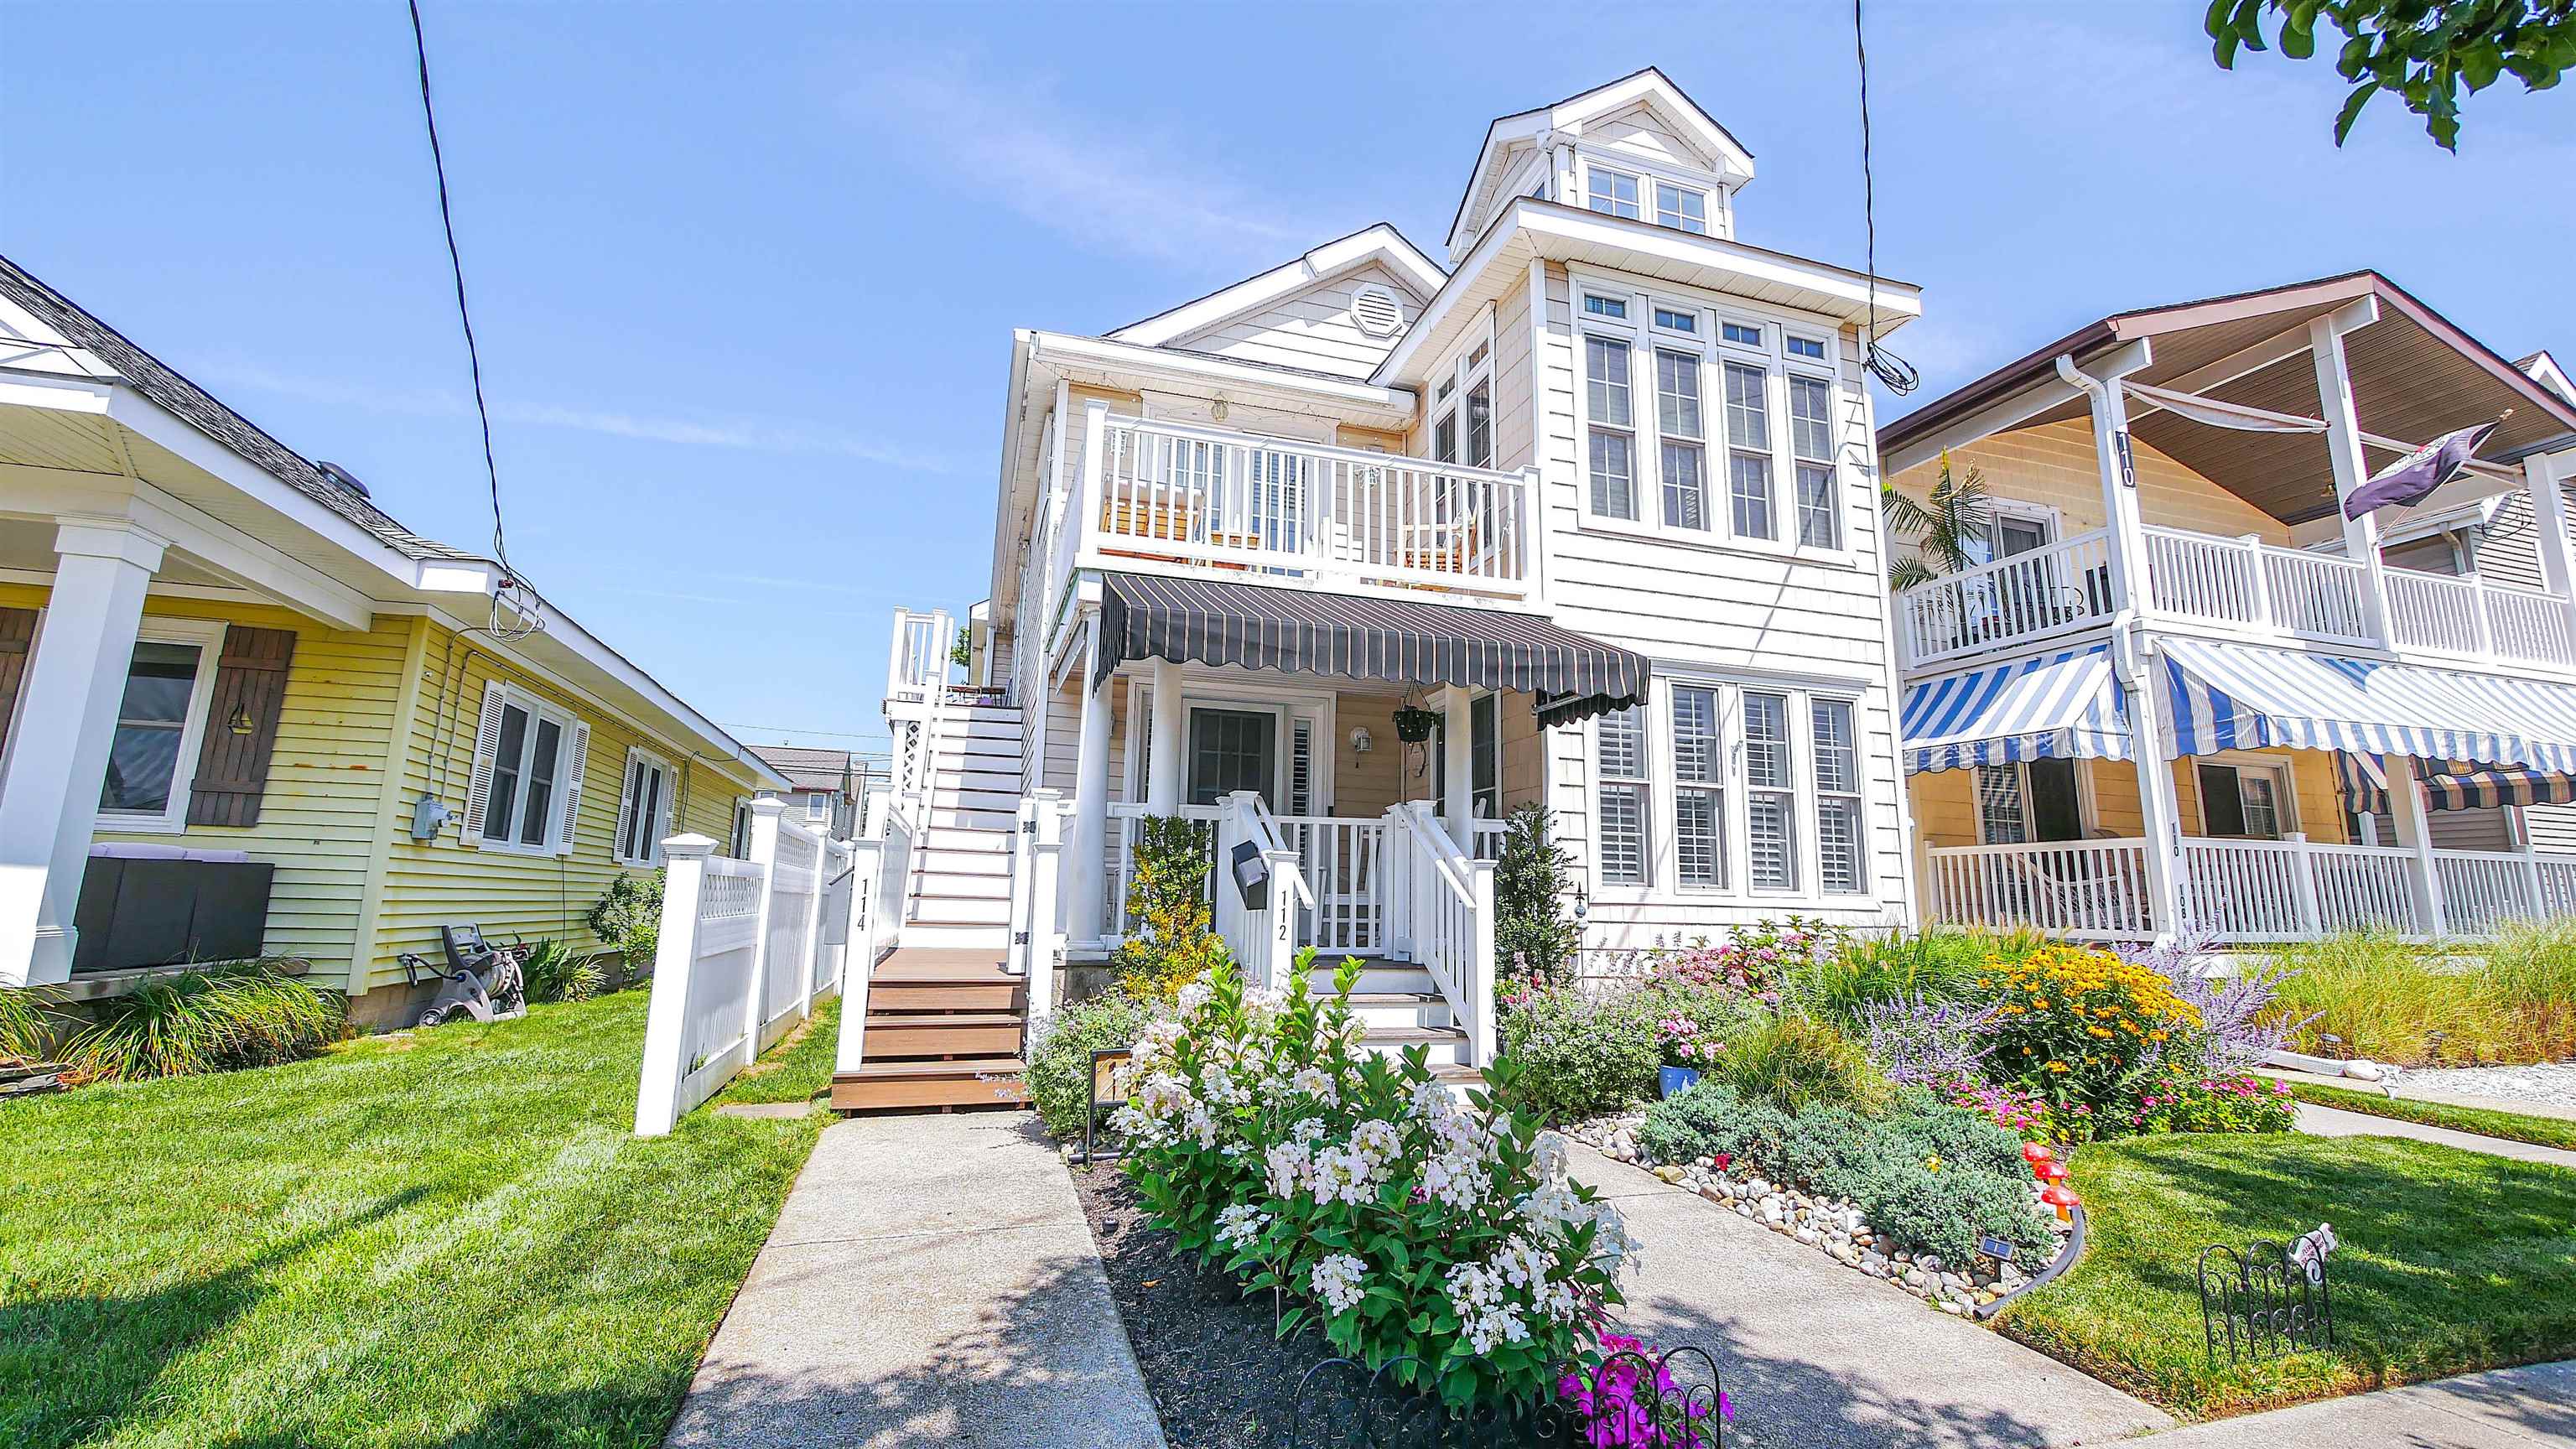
[1582,162,1644,221]
[1654,179,1711,235]
[805,792,831,823]
[469,686,584,857]
[1568,267,1863,567]
[1587,673,1879,909]
[615,745,677,866]
[2193,751,2298,839]
[93,615,226,835]
[1973,758,2101,845]
[1574,147,1733,239]
[1426,305,1499,471]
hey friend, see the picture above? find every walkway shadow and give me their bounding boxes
[1,1187,432,1449]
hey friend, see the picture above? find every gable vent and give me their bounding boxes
[1349,283,1405,339]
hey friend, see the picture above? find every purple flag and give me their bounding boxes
[2342,420,2499,518]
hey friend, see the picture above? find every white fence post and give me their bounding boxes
[741,799,785,1061]
[635,834,715,1137]
[1467,855,1498,1067]
[795,828,832,1021]
[1024,788,1066,1022]
[834,830,881,1076]
[2286,834,2324,938]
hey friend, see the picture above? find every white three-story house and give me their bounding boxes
[834,70,1923,1109]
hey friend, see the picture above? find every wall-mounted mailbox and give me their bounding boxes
[1229,839,1269,912]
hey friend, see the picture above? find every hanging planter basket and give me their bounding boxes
[1391,704,1440,744]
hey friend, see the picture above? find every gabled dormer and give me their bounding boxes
[1107,223,1444,382]
[1445,67,1757,265]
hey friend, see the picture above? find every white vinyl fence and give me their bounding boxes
[634,800,854,1136]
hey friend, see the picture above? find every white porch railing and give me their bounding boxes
[1924,832,2576,943]
[886,606,952,710]
[635,802,852,1137]
[1211,792,1313,994]
[1085,409,1540,600]
[1005,788,1070,1022]
[832,788,913,1076]
[1277,814,1385,954]
[1893,522,2576,674]
[1895,529,2115,667]
[1384,800,1498,1067]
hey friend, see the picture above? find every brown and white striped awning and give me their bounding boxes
[1093,572,1649,727]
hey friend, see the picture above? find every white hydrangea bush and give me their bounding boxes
[1115,949,1639,1408]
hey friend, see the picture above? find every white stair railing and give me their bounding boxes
[1384,800,1496,1067]
[1212,792,1312,994]
[1007,787,1070,1024]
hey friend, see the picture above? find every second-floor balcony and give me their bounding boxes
[1893,522,2576,677]
[1050,407,1542,609]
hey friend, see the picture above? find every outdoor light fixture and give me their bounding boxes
[1348,726,1372,754]
[227,703,256,735]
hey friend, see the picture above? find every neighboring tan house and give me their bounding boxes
[0,254,787,1021]
[833,70,1926,1109]
[747,744,874,840]
[1877,272,2576,945]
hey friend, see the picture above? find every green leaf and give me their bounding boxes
[2333,78,2382,142]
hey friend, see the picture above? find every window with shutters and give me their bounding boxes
[617,749,676,865]
[466,683,585,855]
[1594,704,1650,886]
[1743,691,1798,891]
[1670,684,1726,889]
[1812,699,1865,893]
[96,620,224,833]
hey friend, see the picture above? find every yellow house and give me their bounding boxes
[1879,272,2576,943]
[0,254,786,1022]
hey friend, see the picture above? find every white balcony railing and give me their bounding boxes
[1083,409,1539,601]
[1894,520,2576,674]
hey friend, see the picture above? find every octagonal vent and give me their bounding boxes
[1349,283,1405,339]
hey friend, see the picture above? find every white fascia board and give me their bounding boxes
[989,329,1035,623]
[119,485,376,631]
[1880,376,2086,479]
[0,367,114,413]
[2522,350,2574,408]
[1444,109,1551,257]
[1548,70,1755,181]
[1109,225,1445,348]
[1031,331,1418,420]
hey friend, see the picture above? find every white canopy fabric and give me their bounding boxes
[1901,645,2131,774]
[2158,636,2576,771]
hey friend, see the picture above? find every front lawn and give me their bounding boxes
[1998,1133,2576,1419]
[2285,1078,2576,1152]
[0,989,833,1448]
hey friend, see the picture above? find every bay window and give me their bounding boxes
[1654,349,1707,532]
[1789,374,1839,549]
[1723,361,1774,541]
[1595,704,1650,886]
[1585,334,1638,521]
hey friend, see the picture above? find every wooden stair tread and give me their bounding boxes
[1363,1026,1467,1043]
[865,1011,1022,1027]
[1344,993,1443,1005]
[837,1057,1026,1080]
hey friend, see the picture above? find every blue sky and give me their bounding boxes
[8,3,2571,764]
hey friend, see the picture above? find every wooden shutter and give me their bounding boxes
[459,681,508,848]
[552,720,591,856]
[0,606,36,757]
[185,625,298,828]
[612,748,641,862]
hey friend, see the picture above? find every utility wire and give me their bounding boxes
[1852,0,1919,397]
[408,0,540,640]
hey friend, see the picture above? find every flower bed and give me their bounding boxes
[1114,952,1643,1411]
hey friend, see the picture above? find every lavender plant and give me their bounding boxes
[1854,991,2001,1086]
[2121,929,2315,1073]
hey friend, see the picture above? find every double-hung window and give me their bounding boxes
[1812,699,1864,893]
[96,626,221,829]
[806,792,830,823]
[1595,704,1650,886]
[1724,362,1775,541]
[470,683,587,855]
[1587,167,1641,219]
[616,750,675,865]
[1655,182,1708,234]
[1585,335,1638,521]
[1789,374,1839,548]
[1654,349,1708,532]
[1670,685,1726,888]
[1432,329,1495,475]
[1742,691,1798,891]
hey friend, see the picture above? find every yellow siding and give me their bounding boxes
[0,583,413,991]
[1909,750,2352,847]
[367,621,758,991]
[1888,418,2287,543]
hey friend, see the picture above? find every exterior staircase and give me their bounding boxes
[1312,958,1479,1080]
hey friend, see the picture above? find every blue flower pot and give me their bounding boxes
[1659,1067,1703,1099]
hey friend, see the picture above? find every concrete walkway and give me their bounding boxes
[663,1112,1165,1449]
[2294,1102,2576,1171]
[2264,1066,2576,1123]
[1568,1148,2174,1448]
[2141,1359,2576,1447]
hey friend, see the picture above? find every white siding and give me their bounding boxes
[1170,262,1426,380]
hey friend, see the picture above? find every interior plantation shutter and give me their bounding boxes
[612,747,641,863]
[553,720,591,856]
[186,625,298,828]
[460,681,509,848]
[0,606,37,757]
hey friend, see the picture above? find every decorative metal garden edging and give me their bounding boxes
[1286,1344,1725,1448]
[1976,1145,2085,1322]
[2197,1227,2337,1367]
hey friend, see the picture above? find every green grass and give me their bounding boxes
[1998,1133,2576,1420]
[709,997,843,1104]
[2285,1079,2576,1152]
[2264,928,2576,1067]
[0,989,837,1448]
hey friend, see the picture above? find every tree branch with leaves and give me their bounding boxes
[2206,0,2574,150]
[1881,450,1992,593]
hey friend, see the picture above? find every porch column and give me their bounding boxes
[0,519,167,985]
[1441,687,1474,848]
[2384,756,2448,936]
[2523,447,2576,649]
[2309,304,2391,643]
[1145,658,1185,814]
[1065,621,1114,946]
[2117,634,2190,943]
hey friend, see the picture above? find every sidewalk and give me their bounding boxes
[662,1112,1165,1449]
[2294,1102,2576,1171]
[1568,1148,2174,1448]
[2140,1359,2576,1446]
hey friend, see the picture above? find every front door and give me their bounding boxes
[1187,708,1277,807]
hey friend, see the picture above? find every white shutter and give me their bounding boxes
[612,747,641,864]
[650,764,676,862]
[553,720,591,856]
[459,681,508,849]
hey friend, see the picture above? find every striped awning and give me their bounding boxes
[2332,750,2390,816]
[1900,644,2131,773]
[2424,764,2576,811]
[2160,636,2576,771]
[1092,572,1650,726]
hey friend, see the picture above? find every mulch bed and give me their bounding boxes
[1072,1164,1571,1448]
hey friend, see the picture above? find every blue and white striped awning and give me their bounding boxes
[2332,750,2390,816]
[2160,636,2576,773]
[1902,645,2131,773]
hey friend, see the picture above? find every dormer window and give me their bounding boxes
[1587,167,1642,220]
[1655,183,1709,235]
